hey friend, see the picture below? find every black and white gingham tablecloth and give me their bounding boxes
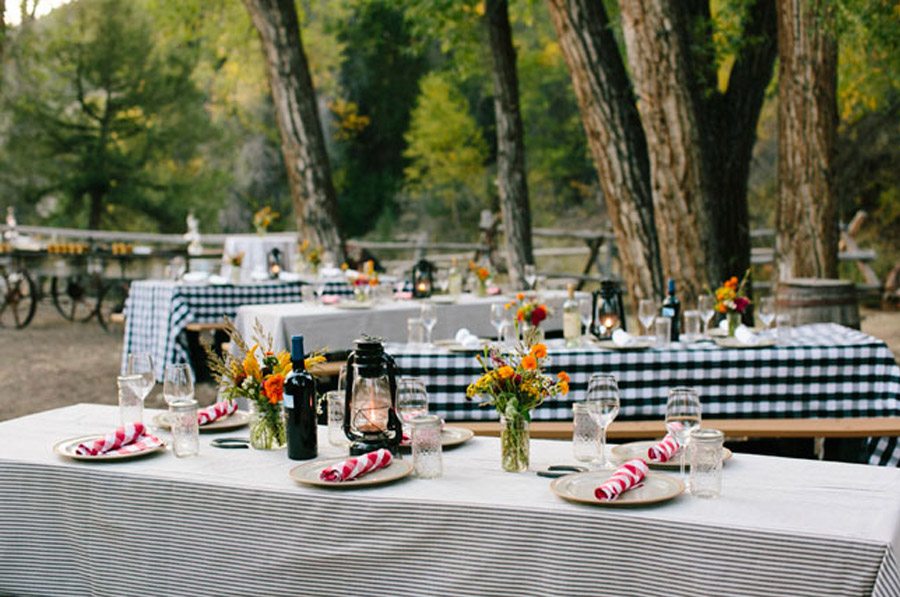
[390,323,900,466]
[122,280,352,380]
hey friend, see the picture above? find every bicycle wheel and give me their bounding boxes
[0,268,38,329]
[51,274,101,322]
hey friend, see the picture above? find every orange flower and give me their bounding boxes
[530,343,548,359]
[521,355,537,370]
[557,371,570,383]
[263,374,285,404]
[516,292,525,301]
[559,380,569,395]
[477,267,490,281]
[497,366,515,379]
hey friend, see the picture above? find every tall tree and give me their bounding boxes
[545,0,663,303]
[775,0,839,280]
[243,0,345,260]
[485,0,534,289]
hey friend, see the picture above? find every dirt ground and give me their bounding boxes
[1,305,898,422]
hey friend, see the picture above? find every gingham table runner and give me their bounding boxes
[390,323,900,466]
[121,280,352,380]
[1,404,898,597]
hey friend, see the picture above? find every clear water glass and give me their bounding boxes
[523,264,537,290]
[682,310,702,342]
[776,313,793,343]
[170,399,200,458]
[420,304,437,344]
[326,390,350,447]
[758,296,776,329]
[690,428,724,498]
[698,295,716,334]
[585,374,620,469]
[407,317,425,346]
[397,377,429,425]
[638,299,657,338]
[499,321,516,347]
[117,374,145,426]
[490,303,506,339]
[163,364,194,406]
[579,298,593,340]
[411,415,443,479]
[666,387,703,485]
[301,285,315,302]
[572,402,600,463]
[126,353,155,404]
[655,316,671,348]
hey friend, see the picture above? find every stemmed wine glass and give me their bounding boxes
[585,373,621,470]
[579,297,593,342]
[490,303,507,340]
[665,387,702,485]
[757,296,776,333]
[523,264,537,291]
[163,364,194,407]
[698,295,716,335]
[397,377,429,426]
[420,303,437,345]
[126,353,156,406]
[638,299,657,339]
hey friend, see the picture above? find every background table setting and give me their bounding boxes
[1,402,899,596]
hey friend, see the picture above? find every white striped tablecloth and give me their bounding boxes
[1,404,898,596]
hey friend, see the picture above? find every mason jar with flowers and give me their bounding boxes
[253,206,279,235]
[469,261,491,296]
[714,270,752,337]
[506,293,551,342]
[467,341,569,472]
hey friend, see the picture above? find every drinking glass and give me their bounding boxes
[163,364,194,407]
[585,374,620,469]
[420,303,437,345]
[698,295,716,334]
[301,285,315,302]
[326,390,350,447]
[523,264,537,290]
[126,353,155,405]
[117,374,145,426]
[665,387,702,485]
[654,316,671,348]
[411,415,443,479]
[579,297,593,341]
[397,377,429,425]
[572,402,600,463]
[315,280,327,303]
[682,310,702,343]
[638,299,657,338]
[757,296,776,329]
[776,313,793,343]
[170,399,200,458]
[690,428,724,499]
[490,303,507,339]
[499,321,515,346]
[407,317,425,346]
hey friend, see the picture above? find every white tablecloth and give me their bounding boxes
[1,404,898,596]
[223,233,297,283]
[234,291,578,353]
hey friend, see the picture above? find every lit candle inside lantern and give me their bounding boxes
[416,281,429,293]
[357,390,388,433]
[601,315,618,331]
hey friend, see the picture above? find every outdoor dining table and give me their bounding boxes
[221,232,299,283]
[121,279,353,381]
[389,323,900,466]
[0,403,898,596]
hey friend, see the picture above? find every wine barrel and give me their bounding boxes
[775,278,860,329]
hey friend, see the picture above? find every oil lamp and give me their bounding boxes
[267,247,283,279]
[343,338,402,455]
[411,259,435,298]
[590,280,626,340]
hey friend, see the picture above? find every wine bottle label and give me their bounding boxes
[283,394,294,409]
[661,307,675,318]
[564,312,581,338]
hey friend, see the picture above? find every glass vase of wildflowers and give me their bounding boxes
[714,270,752,337]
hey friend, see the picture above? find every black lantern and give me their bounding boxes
[267,247,283,279]
[411,258,435,298]
[343,338,403,456]
[590,280,627,340]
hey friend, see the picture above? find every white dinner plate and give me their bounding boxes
[334,301,373,310]
[400,425,475,450]
[550,470,684,507]
[53,434,167,462]
[434,339,490,352]
[593,339,654,351]
[611,440,733,470]
[714,337,776,349]
[289,458,413,489]
[429,295,458,304]
[153,411,250,433]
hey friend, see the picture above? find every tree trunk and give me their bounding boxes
[775,0,839,280]
[619,0,718,303]
[243,0,345,261]
[545,0,663,306]
[485,0,534,290]
[88,188,104,230]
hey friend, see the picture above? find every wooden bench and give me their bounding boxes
[186,322,229,333]
[459,417,900,440]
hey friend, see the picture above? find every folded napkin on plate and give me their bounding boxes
[454,328,482,349]
[594,459,649,501]
[647,434,680,463]
[320,295,341,305]
[197,400,238,426]
[734,325,760,346]
[612,329,635,347]
[487,286,501,296]
[319,449,393,482]
[395,291,413,300]
[74,423,163,456]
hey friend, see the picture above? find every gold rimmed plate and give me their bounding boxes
[551,470,684,507]
[53,434,167,462]
[611,440,733,470]
[289,458,413,489]
[152,411,250,433]
[400,425,475,450]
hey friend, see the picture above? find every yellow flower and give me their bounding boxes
[531,343,547,359]
[242,345,261,381]
[304,355,326,370]
[559,380,569,395]
[497,366,515,379]
[521,355,537,370]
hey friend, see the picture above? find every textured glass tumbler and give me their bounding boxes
[655,316,672,348]
[407,317,425,346]
[326,391,350,448]
[776,313,793,343]
[170,399,199,458]
[690,428,724,498]
[117,374,144,426]
[572,402,600,463]
[411,415,443,479]
[683,310,702,342]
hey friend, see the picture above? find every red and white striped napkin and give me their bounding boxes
[594,459,649,501]
[75,423,163,456]
[319,449,393,482]
[647,434,679,463]
[197,400,238,426]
